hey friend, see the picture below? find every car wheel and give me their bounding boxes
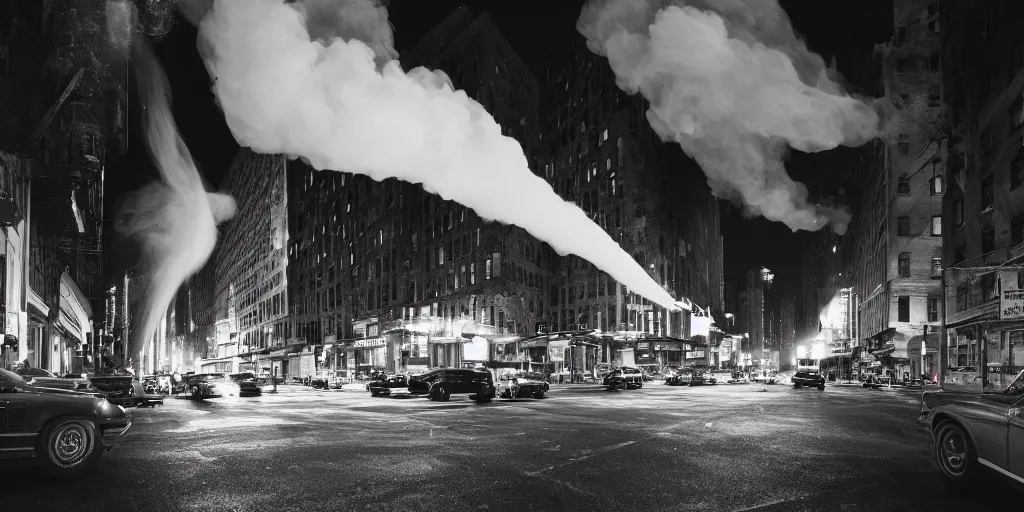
[934,420,978,484]
[818,384,825,391]
[637,381,643,389]
[191,386,202,399]
[38,417,101,478]
[794,383,802,389]
[432,384,450,402]
[475,385,492,403]
[534,390,545,399]
[370,389,379,397]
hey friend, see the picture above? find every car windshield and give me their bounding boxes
[229,373,255,381]
[1004,369,1024,394]
[17,367,55,377]
[0,367,26,386]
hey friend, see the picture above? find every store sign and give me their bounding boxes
[352,337,385,348]
[1000,271,1024,320]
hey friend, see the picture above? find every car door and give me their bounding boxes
[1007,394,1024,481]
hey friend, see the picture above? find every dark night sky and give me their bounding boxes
[110,0,892,295]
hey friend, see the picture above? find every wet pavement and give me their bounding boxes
[1,382,1019,512]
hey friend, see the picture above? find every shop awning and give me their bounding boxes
[519,339,549,349]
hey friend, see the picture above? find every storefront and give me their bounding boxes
[428,336,465,369]
[350,336,387,375]
[635,340,685,368]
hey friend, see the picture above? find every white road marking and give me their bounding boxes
[524,440,636,476]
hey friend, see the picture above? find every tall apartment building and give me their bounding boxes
[286,8,545,377]
[735,288,763,368]
[542,37,725,368]
[939,1,1024,388]
[780,295,797,368]
[208,149,290,375]
[797,0,944,382]
[0,0,113,373]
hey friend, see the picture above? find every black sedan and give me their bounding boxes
[0,368,132,478]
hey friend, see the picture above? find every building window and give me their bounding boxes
[485,258,492,279]
[931,176,943,195]
[439,247,445,266]
[1012,148,1024,190]
[981,176,994,211]
[927,85,941,107]
[1013,213,1024,246]
[898,135,910,155]
[1010,94,1024,132]
[927,297,939,322]
[931,215,942,236]
[931,257,942,277]
[897,296,910,322]
[898,252,911,277]
[981,273,997,300]
[982,227,995,254]
[898,216,910,236]
[929,51,940,71]
[470,263,476,285]
[602,128,609,142]
[954,200,964,227]
[897,174,911,195]
[927,4,939,32]
[616,137,624,167]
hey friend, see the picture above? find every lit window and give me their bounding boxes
[931,215,942,236]
[602,129,609,141]
[486,259,492,279]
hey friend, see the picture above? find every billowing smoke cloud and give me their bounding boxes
[187,0,679,309]
[578,0,887,235]
[116,42,237,354]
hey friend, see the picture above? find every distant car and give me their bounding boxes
[89,375,137,407]
[227,372,263,397]
[497,372,548,399]
[919,369,1024,485]
[792,359,825,390]
[604,367,644,390]
[130,381,164,407]
[665,368,693,386]
[368,374,410,397]
[407,369,495,403]
[0,368,132,477]
[183,374,224,399]
[752,371,778,385]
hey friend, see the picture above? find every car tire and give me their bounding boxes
[37,417,102,478]
[370,389,379,397]
[475,386,492,403]
[191,386,202,399]
[432,384,450,402]
[934,420,979,484]
[794,383,802,389]
[818,384,825,391]
[637,381,643,389]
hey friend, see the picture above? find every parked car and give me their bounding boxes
[497,371,548,399]
[130,381,164,407]
[665,368,693,386]
[752,370,778,385]
[368,373,411,397]
[407,369,495,402]
[89,375,137,407]
[0,368,132,478]
[15,368,102,396]
[919,369,1024,485]
[182,374,224,399]
[604,367,644,390]
[227,372,264,397]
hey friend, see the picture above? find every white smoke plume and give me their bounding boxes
[185,0,679,310]
[115,42,237,353]
[578,0,889,235]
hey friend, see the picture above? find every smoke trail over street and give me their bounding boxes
[578,0,888,235]
[188,0,678,309]
[115,43,237,354]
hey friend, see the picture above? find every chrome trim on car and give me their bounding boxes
[0,446,35,452]
[979,458,1024,485]
[0,432,38,437]
[101,422,132,438]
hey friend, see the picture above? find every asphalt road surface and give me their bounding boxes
[1,382,1019,512]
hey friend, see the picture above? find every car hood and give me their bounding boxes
[21,383,104,399]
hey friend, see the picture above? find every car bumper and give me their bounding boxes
[100,421,132,450]
[792,377,825,386]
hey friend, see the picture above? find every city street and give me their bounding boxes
[1,383,1018,512]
